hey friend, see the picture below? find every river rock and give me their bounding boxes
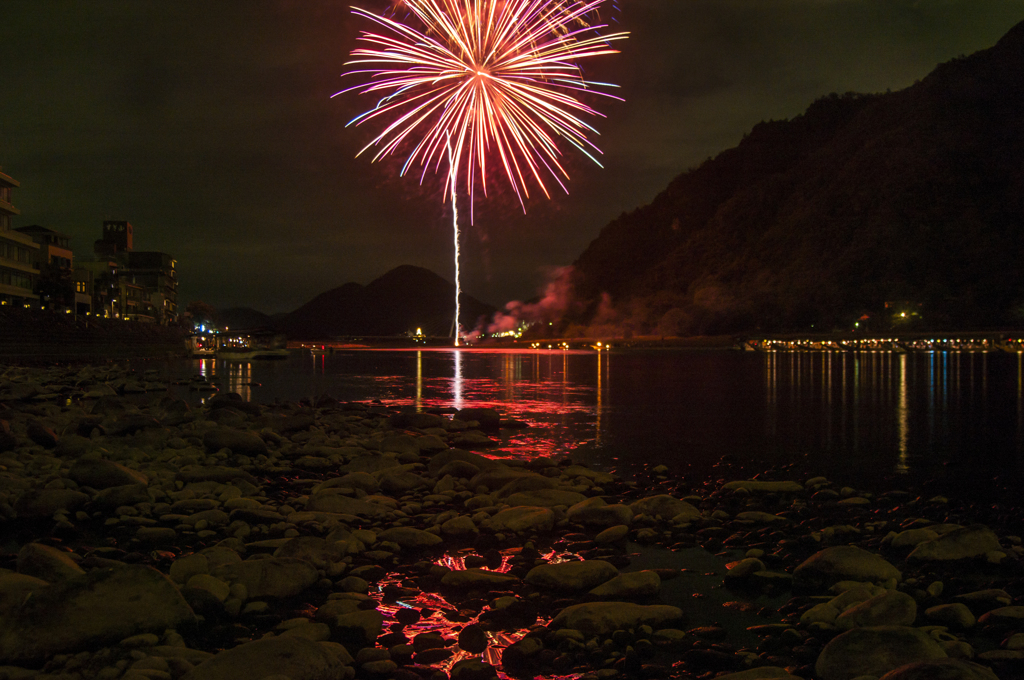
[713,668,804,680]
[16,543,84,582]
[504,489,586,508]
[925,603,976,630]
[566,498,633,527]
[595,525,630,544]
[794,545,901,589]
[317,472,379,493]
[550,602,683,636]
[526,559,618,591]
[483,506,554,533]
[815,626,948,680]
[216,557,319,598]
[427,449,499,475]
[305,491,391,518]
[13,488,90,517]
[588,570,661,598]
[835,589,917,629]
[0,564,195,664]
[450,658,499,680]
[630,495,700,521]
[378,527,443,549]
[182,635,344,680]
[440,568,519,589]
[94,483,151,509]
[329,609,385,647]
[202,428,268,457]
[877,658,1000,680]
[890,528,940,549]
[441,515,478,536]
[274,536,349,564]
[908,525,1002,561]
[0,572,49,613]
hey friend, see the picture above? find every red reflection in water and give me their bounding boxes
[367,548,582,679]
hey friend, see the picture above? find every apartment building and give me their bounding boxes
[0,167,40,308]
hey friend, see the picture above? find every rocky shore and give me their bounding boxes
[1,363,1022,680]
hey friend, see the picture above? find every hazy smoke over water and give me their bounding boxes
[485,266,578,334]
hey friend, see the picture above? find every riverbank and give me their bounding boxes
[0,308,186,362]
[0,363,1022,680]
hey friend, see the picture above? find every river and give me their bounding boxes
[133,347,1024,498]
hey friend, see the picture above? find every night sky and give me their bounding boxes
[1,1,1021,314]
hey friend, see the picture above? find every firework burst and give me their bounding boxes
[337,0,625,343]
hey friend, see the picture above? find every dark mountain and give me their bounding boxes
[274,265,495,340]
[567,19,1024,335]
[218,307,273,331]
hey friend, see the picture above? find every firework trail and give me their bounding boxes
[337,0,626,343]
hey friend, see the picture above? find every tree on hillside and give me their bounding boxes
[186,301,218,327]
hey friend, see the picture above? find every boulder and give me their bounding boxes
[0,565,195,664]
[877,658,999,680]
[794,545,901,588]
[216,558,319,598]
[305,491,391,518]
[67,458,148,489]
[378,527,444,549]
[13,489,90,517]
[924,603,976,631]
[908,525,1002,561]
[815,626,947,680]
[16,543,84,582]
[566,498,634,527]
[588,570,661,599]
[503,489,586,508]
[550,602,683,636]
[525,560,618,592]
[483,506,554,533]
[0,572,49,613]
[835,589,917,629]
[182,635,344,680]
[441,516,478,537]
[202,428,268,457]
[440,569,519,589]
[630,495,700,521]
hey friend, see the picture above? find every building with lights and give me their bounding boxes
[0,167,40,308]
[77,221,178,323]
[14,224,86,312]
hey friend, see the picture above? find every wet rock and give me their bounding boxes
[595,525,630,544]
[378,527,443,549]
[0,564,195,664]
[712,668,803,680]
[794,545,901,589]
[550,602,684,636]
[450,658,499,680]
[483,506,554,533]
[566,498,634,527]
[925,603,976,631]
[630,495,701,521]
[877,658,999,680]
[181,635,344,680]
[722,480,803,493]
[216,557,319,599]
[94,483,150,509]
[13,488,90,517]
[317,472,380,494]
[305,491,391,518]
[441,515,478,537]
[68,457,148,489]
[456,408,501,430]
[815,626,948,680]
[458,624,488,653]
[835,589,917,629]
[16,543,84,582]
[588,570,661,599]
[908,525,1002,561]
[0,572,49,612]
[525,559,618,592]
[329,609,385,647]
[202,428,268,457]
[441,568,519,589]
[26,420,58,448]
[504,489,587,508]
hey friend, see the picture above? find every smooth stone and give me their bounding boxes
[794,546,901,588]
[550,602,683,636]
[0,572,49,613]
[977,605,1024,626]
[0,565,195,664]
[441,516,479,536]
[925,603,976,630]
[877,658,999,680]
[588,570,661,598]
[169,554,210,584]
[835,589,917,629]
[441,569,519,589]
[378,527,443,549]
[630,495,701,521]
[503,489,586,508]
[202,429,268,457]
[724,558,766,581]
[735,511,788,523]
[186,574,231,602]
[890,528,940,549]
[305,492,390,518]
[181,635,343,680]
[378,471,427,494]
[316,472,379,493]
[273,536,348,564]
[483,506,554,533]
[566,498,634,527]
[908,525,1002,561]
[94,484,150,510]
[595,525,630,544]
[525,560,618,592]
[67,458,148,489]
[427,449,500,476]
[16,543,85,582]
[815,626,948,680]
[713,668,803,680]
[449,658,499,680]
[216,558,319,599]
[13,488,90,517]
[328,609,385,647]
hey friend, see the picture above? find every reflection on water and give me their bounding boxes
[162,348,1024,485]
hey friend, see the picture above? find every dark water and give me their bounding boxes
[141,348,1024,492]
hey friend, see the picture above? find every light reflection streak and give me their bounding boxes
[416,350,423,411]
[896,353,909,473]
[453,350,463,410]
